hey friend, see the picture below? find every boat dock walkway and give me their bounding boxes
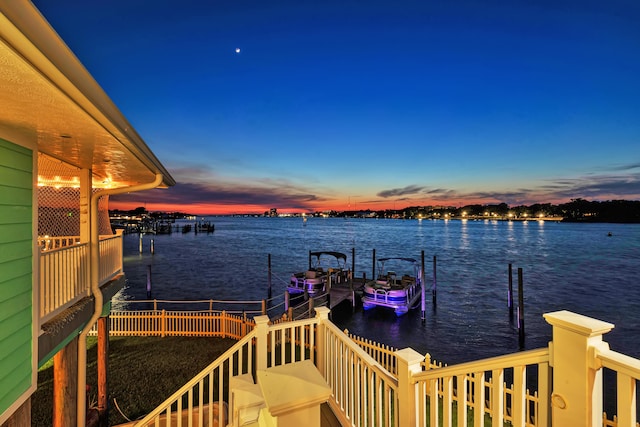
[288,280,365,320]
[329,280,364,309]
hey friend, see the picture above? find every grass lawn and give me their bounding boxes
[32,336,236,426]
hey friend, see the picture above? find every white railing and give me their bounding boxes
[130,332,256,427]
[597,347,640,427]
[123,308,640,427]
[39,243,90,324]
[129,308,398,427]
[132,314,322,427]
[98,230,124,284]
[319,319,399,426]
[38,230,124,325]
[412,348,550,427]
[37,235,80,250]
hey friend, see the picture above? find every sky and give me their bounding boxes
[33,0,640,215]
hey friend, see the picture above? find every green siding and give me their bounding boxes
[0,139,33,418]
[0,223,32,244]
[0,186,32,207]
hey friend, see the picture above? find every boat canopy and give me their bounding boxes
[310,251,348,261]
[378,257,418,264]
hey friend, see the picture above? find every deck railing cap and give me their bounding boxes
[544,310,614,337]
[395,347,424,364]
[254,315,270,325]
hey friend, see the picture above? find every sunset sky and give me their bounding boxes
[34,0,640,215]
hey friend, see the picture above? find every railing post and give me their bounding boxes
[161,309,166,338]
[544,310,614,427]
[221,311,226,338]
[395,347,424,427]
[254,315,270,372]
[315,307,331,377]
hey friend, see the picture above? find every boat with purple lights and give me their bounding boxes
[362,257,422,316]
[288,251,349,296]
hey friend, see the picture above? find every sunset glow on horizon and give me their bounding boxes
[35,0,640,215]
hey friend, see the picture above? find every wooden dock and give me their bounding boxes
[328,280,364,309]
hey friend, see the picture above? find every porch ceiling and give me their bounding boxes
[0,2,175,189]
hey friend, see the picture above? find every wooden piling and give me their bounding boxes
[53,336,78,427]
[351,248,355,291]
[421,250,426,322]
[97,317,109,417]
[261,299,267,315]
[372,249,376,280]
[139,234,142,253]
[150,239,155,255]
[508,263,514,316]
[267,254,272,299]
[518,267,525,348]
[308,250,312,270]
[284,291,290,311]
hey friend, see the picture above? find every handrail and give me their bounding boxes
[133,330,257,427]
[412,347,550,427]
[597,347,640,378]
[413,347,550,382]
[323,320,398,388]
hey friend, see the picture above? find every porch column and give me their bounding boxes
[53,335,78,427]
[79,168,91,243]
[544,310,614,427]
[395,347,424,427]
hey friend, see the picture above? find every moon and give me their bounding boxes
[235,48,241,53]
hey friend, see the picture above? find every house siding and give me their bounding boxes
[0,138,33,418]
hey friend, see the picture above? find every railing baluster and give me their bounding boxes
[442,375,453,427]
[513,365,526,426]
[491,369,504,425]
[430,378,439,426]
[617,372,637,427]
[473,371,485,427]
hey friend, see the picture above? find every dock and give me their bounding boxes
[329,279,364,309]
[287,279,364,320]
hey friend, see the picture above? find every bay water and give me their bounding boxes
[114,217,640,365]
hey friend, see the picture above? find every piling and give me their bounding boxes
[351,247,356,290]
[150,239,155,255]
[308,250,312,270]
[146,265,152,298]
[518,267,525,348]
[139,234,143,254]
[372,249,376,280]
[284,291,290,311]
[421,250,426,322]
[508,263,514,316]
[432,255,437,305]
[267,254,272,299]
[261,299,267,315]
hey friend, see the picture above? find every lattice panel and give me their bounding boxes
[38,153,113,237]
